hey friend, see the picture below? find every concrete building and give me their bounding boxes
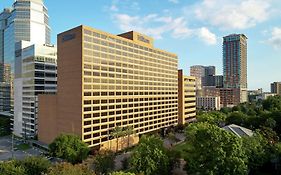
[198,86,220,97]
[271,82,281,95]
[196,96,220,111]
[13,41,57,138]
[219,88,241,108]
[256,92,277,101]
[206,75,223,88]
[38,25,178,150]
[178,70,196,125]
[223,34,248,106]
[190,65,215,90]
[0,83,11,112]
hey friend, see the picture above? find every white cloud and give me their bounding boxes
[110,5,118,12]
[197,27,217,45]
[113,13,217,45]
[193,0,272,30]
[267,27,281,49]
[168,0,179,4]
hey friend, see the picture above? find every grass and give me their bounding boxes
[16,143,31,151]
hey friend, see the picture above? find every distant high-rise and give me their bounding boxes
[223,34,248,104]
[223,34,247,89]
[190,65,216,89]
[271,82,281,95]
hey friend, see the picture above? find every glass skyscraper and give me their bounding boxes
[0,0,51,113]
[3,0,51,70]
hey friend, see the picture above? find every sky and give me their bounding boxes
[1,0,281,91]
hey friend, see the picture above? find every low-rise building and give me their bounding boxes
[196,96,220,111]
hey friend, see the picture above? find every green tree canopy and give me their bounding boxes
[93,150,115,175]
[17,156,51,175]
[185,122,248,175]
[45,163,95,175]
[49,134,90,164]
[242,133,271,172]
[0,161,25,175]
[130,135,169,175]
[109,171,136,175]
[197,111,226,126]
[263,95,281,111]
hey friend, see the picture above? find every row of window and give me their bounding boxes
[83,30,177,60]
[83,44,177,68]
[84,91,177,97]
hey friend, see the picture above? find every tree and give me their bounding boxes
[46,163,95,175]
[109,172,136,175]
[130,135,169,175]
[197,111,226,126]
[184,122,248,175]
[49,134,90,164]
[242,133,271,173]
[93,150,115,175]
[124,126,134,148]
[18,156,51,175]
[111,126,125,151]
[0,161,25,175]
[262,96,281,111]
[226,111,248,126]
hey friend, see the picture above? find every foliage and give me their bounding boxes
[0,161,25,175]
[109,172,136,175]
[197,111,226,126]
[130,135,169,175]
[226,111,249,126]
[242,133,271,172]
[93,150,115,175]
[111,126,125,151]
[18,156,51,175]
[46,162,95,175]
[0,157,51,175]
[184,122,248,175]
[257,127,279,144]
[49,134,90,164]
[0,116,11,136]
[263,95,281,111]
[15,143,30,151]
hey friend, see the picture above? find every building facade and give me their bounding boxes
[196,96,220,111]
[0,0,51,116]
[178,70,196,125]
[190,65,215,90]
[3,0,50,68]
[13,41,57,138]
[271,82,281,95]
[223,34,248,106]
[38,25,178,149]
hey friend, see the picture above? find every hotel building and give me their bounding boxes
[38,25,178,149]
[178,70,196,124]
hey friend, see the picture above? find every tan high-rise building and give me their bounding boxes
[38,25,179,149]
[178,70,196,125]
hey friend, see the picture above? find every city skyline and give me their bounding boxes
[1,0,281,91]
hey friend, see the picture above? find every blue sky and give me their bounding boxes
[1,0,281,91]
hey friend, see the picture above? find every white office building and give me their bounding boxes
[13,41,57,137]
[196,96,221,111]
